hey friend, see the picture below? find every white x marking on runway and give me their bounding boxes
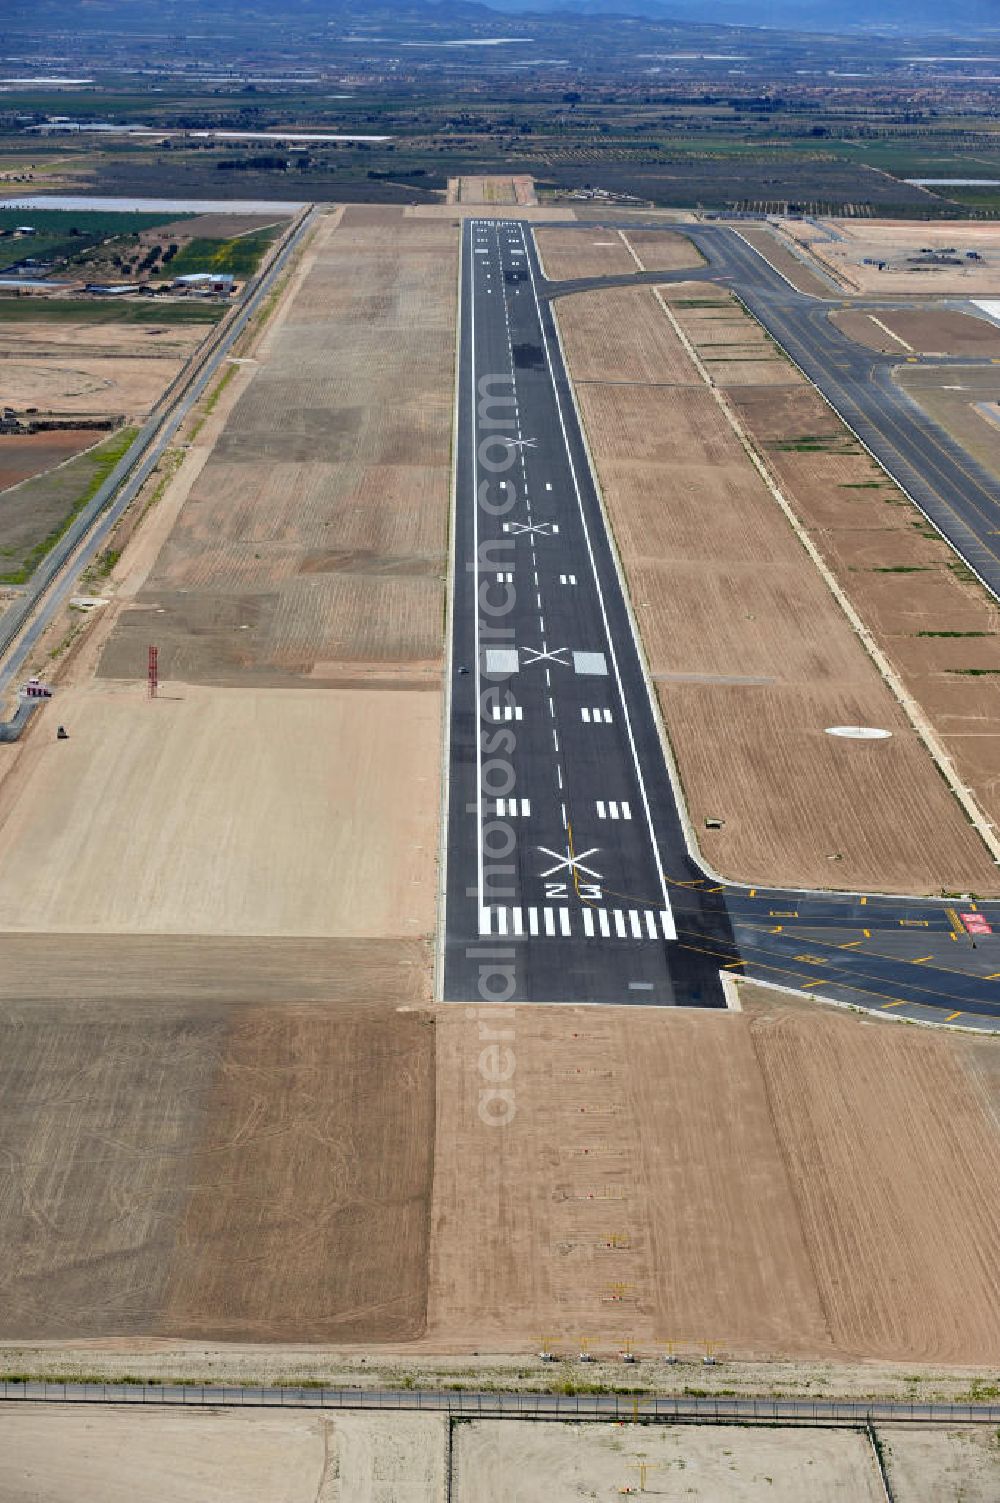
[538,845,603,881]
[521,646,569,667]
[499,436,537,449]
[508,521,556,537]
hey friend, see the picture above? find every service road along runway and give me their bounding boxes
[443,219,736,1006]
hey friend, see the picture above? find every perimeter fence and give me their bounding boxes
[2,1382,999,1427]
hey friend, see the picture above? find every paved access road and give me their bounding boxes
[443,218,1000,1023]
[3,1379,1000,1426]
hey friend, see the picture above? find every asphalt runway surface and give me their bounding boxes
[443,216,1000,1023]
[444,218,733,1007]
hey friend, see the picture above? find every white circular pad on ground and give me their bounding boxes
[825,725,893,740]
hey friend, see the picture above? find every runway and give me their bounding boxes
[443,218,734,1006]
[442,216,1000,1021]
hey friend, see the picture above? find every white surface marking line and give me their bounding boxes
[525,229,672,927]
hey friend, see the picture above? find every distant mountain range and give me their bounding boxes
[487,0,997,31]
[4,0,995,39]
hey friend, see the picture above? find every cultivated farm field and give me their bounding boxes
[558,274,1000,893]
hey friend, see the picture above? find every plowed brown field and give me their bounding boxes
[0,355,180,417]
[0,998,434,1343]
[428,993,1000,1363]
[833,307,1000,357]
[0,429,95,491]
[162,1006,434,1342]
[557,288,700,385]
[729,371,1000,859]
[0,681,440,938]
[535,228,637,280]
[99,214,456,684]
[620,228,704,272]
[670,294,793,386]
[557,280,1000,891]
[734,226,834,297]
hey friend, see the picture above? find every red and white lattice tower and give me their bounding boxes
[148,644,158,700]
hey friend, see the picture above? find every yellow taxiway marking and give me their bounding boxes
[881,1000,906,1009]
[912,955,933,964]
[749,888,756,898]
[802,980,828,989]
[863,928,871,938]
[768,925,783,934]
[945,907,964,940]
[724,959,747,969]
[839,940,863,949]
[945,1012,962,1022]
[985,971,1000,981]
[769,910,798,918]
[860,896,868,906]
[900,918,929,928]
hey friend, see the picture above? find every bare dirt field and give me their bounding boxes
[0,354,181,417]
[784,218,1000,295]
[0,996,434,1343]
[535,226,638,280]
[668,292,794,386]
[0,318,205,359]
[729,375,1000,851]
[158,212,286,239]
[0,429,95,490]
[0,1406,446,1502]
[882,1425,1000,1502]
[98,214,455,685]
[557,283,999,892]
[0,933,431,1007]
[161,1005,435,1343]
[619,228,705,272]
[0,1407,334,1503]
[832,306,1000,357]
[556,286,700,385]
[1,1409,996,1502]
[428,991,1000,1365]
[0,680,439,938]
[3,981,998,1362]
[0,209,455,1358]
[447,174,536,206]
[454,1421,885,1502]
[735,225,836,297]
